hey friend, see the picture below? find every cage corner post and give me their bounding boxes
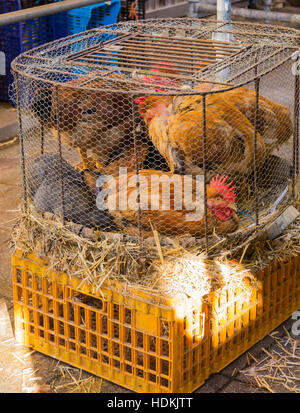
[15,71,28,213]
[131,94,142,239]
[253,76,260,227]
[202,92,209,252]
[292,72,300,199]
[54,85,66,225]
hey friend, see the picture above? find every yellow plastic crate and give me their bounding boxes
[12,250,300,393]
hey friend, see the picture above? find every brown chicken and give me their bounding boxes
[198,85,293,154]
[193,83,293,152]
[137,67,292,176]
[31,72,134,170]
[101,171,239,237]
[137,94,266,176]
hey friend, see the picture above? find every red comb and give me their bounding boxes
[142,75,177,91]
[135,96,147,105]
[141,63,178,91]
[209,175,236,203]
[151,64,174,73]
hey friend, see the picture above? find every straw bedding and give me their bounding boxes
[10,199,300,301]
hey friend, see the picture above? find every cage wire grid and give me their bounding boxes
[10,18,300,254]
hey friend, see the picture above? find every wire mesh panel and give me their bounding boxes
[11,18,300,252]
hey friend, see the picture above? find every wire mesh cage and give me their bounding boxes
[11,18,300,255]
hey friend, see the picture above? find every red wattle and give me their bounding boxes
[213,207,234,222]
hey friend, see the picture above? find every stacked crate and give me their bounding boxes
[0,0,63,102]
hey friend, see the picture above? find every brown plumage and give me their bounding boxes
[137,94,266,176]
[31,73,134,170]
[211,87,293,153]
[102,170,239,237]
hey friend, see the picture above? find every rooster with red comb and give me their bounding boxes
[102,170,239,237]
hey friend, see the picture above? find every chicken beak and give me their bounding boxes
[227,203,237,211]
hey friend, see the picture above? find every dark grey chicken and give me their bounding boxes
[27,153,118,231]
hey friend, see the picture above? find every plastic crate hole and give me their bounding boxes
[46,299,53,314]
[149,355,156,371]
[102,354,109,364]
[57,302,64,318]
[58,321,64,336]
[149,336,156,352]
[113,359,120,370]
[68,304,75,323]
[125,364,132,374]
[28,310,34,323]
[113,342,120,357]
[162,340,169,357]
[80,346,87,355]
[92,350,98,360]
[160,377,169,388]
[69,325,75,340]
[80,329,86,344]
[113,323,119,339]
[101,315,108,334]
[125,308,131,325]
[36,293,42,309]
[27,289,33,307]
[36,276,42,292]
[70,341,76,351]
[137,351,143,367]
[91,333,97,349]
[161,359,169,376]
[183,371,188,383]
[30,325,34,334]
[56,285,64,299]
[27,271,32,289]
[161,320,169,337]
[125,328,131,344]
[113,304,119,321]
[90,311,97,331]
[183,353,187,369]
[102,337,108,353]
[38,313,44,328]
[49,333,54,343]
[46,280,53,296]
[39,328,44,338]
[48,316,54,332]
[125,346,132,362]
[149,373,156,383]
[136,368,144,378]
[16,268,22,284]
[183,335,188,351]
[136,331,143,348]
[16,286,23,302]
[59,338,65,347]
[80,307,86,327]
[76,293,105,312]
[192,348,197,364]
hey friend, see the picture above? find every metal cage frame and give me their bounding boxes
[11,18,300,254]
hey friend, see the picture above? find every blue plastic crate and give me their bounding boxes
[0,0,61,102]
[61,0,121,35]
